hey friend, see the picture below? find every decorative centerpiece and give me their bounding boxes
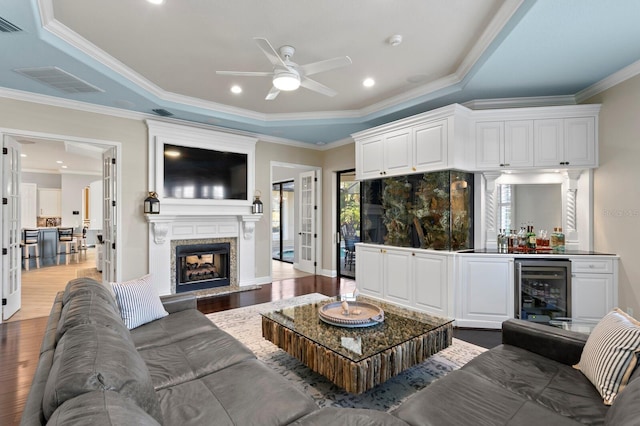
[318,288,384,328]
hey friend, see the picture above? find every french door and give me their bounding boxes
[297,170,316,274]
[2,136,22,321]
[102,147,117,283]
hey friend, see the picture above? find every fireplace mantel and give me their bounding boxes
[146,214,261,245]
[145,120,262,296]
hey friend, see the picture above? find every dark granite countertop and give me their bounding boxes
[457,249,616,256]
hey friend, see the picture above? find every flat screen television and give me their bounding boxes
[163,144,247,200]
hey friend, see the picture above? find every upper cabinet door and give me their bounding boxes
[356,135,384,180]
[413,119,448,172]
[564,117,596,167]
[383,128,412,175]
[534,119,564,167]
[38,188,61,217]
[475,121,504,169]
[504,120,534,168]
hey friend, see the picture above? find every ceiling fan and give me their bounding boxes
[216,37,352,100]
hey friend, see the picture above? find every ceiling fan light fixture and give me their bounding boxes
[273,70,300,91]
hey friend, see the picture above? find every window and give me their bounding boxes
[498,184,513,232]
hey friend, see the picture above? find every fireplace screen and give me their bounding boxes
[176,242,230,293]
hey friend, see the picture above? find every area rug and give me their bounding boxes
[206,294,487,412]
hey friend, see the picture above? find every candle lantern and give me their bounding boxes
[144,191,160,214]
[252,190,263,214]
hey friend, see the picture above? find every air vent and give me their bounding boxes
[152,108,173,117]
[14,66,104,94]
[0,16,22,33]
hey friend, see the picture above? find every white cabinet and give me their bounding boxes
[571,258,617,321]
[353,105,471,180]
[355,244,451,317]
[355,245,384,298]
[38,188,61,217]
[475,120,535,170]
[534,117,596,167]
[458,256,514,328]
[413,251,449,317]
[413,119,448,171]
[355,129,411,180]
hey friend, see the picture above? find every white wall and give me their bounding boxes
[60,173,100,229]
[587,73,640,316]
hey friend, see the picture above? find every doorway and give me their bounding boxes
[337,169,360,279]
[1,132,120,323]
[272,180,295,263]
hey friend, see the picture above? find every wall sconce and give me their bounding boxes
[252,190,263,214]
[144,191,160,214]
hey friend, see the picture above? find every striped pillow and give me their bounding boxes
[576,308,640,405]
[111,274,168,329]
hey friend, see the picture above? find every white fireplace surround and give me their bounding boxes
[146,120,260,296]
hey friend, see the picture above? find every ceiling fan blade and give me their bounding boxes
[265,86,280,100]
[254,37,288,68]
[300,56,352,76]
[300,77,337,97]
[215,71,272,77]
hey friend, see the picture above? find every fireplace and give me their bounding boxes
[175,242,230,293]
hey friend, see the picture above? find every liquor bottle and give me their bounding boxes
[508,229,516,251]
[555,227,565,253]
[527,225,537,250]
[517,226,526,250]
[550,227,559,250]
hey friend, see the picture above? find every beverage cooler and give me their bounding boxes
[515,259,571,323]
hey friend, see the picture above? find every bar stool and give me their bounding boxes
[22,229,40,271]
[57,227,78,265]
[75,227,88,258]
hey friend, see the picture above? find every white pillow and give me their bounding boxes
[576,308,640,405]
[110,274,168,329]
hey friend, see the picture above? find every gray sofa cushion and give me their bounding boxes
[62,278,119,312]
[130,308,219,350]
[42,323,162,423]
[46,391,160,426]
[393,370,583,426]
[139,328,256,390]
[291,407,409,425]
[56,289,131,343]
[461,345,608,424]
[605,376,640,425]
[156,359,317,426]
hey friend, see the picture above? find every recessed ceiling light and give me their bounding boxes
[147,0,165,4]
[20,153,27,157]
[61,165,68,169]
[230,85,242,94]
[363,78,375,88]
[56,160,63,164]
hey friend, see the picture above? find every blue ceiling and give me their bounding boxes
[1,0,640,145]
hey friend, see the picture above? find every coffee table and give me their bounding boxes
[261,296,453,394]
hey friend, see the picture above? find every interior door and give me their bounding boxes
[297,170,316,273]
[102,147,117,283]
[2,136,22,321]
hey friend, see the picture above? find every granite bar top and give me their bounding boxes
[458,249,616,256]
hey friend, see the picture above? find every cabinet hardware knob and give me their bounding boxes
[412,167,416,171]
[499,164,504,167]
[504,163,510,166]
[565,161,570,165]
[412,253,415,256]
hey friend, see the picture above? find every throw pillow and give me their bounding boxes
[110,274,168,329]
[576,308,640,405]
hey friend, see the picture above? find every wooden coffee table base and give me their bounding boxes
[262,316,453,394]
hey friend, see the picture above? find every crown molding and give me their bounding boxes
[575,58,640,103]
[463,95,577,110]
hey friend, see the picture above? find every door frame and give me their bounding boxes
[270,161,322,279]
[0,127,122,322]
[336,169,359,279]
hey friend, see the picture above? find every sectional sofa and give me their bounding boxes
[20,277,639,425]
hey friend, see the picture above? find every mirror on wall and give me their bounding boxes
[497,183,562,234]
